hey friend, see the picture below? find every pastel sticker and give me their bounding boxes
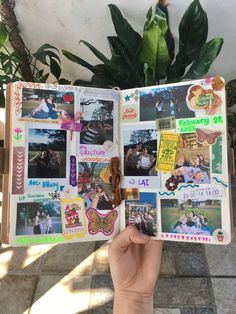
[213,229,227,243]
[86,208,118,236]
[212,136,222,173]
[196,128,222,145]
[121,105,138,122]
[61,197,86,239]
[156,132,180,172]
[70,155,77,187]
[12,147,25,194]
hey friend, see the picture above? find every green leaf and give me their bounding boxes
[50,57,61,80]
[143,63,154,86]
[167,0,208,80]
[80,40,109,64]
[33,44,60,65]
[108,4,142,57]
[139,6,170,81]
[0,22,8,48]
[2,60,12,75]
[62,49,98,74]
[0,88,5,108]
[184,38,223,79]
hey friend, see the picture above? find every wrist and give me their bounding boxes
[113,290,153,314]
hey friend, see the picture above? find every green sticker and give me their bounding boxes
[212,136,222,173]
[14,235,65,245]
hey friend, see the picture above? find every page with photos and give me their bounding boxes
[5,82,120,246]
[119,77,233,245]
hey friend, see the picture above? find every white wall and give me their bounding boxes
[14,0,236,84]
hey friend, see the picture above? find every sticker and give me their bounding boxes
[212,136,222,173]
[121,106,138,122]
[160,198,222,236]
[120,89,139,105]
[178,186,225,202]
[156,116,176,131]
[213,229,227,243]
[156,132,180,172]
[13,127,23,141]
[177,117,210,133]
[60,111,82,140]
[196,128,221,145]
[70,155,77,187]
[121,188,140,200]
[165,177,178,191]
[12,147,25,194]
[86,208,118,236]
[61,197,86,239]
[103,140,114,152]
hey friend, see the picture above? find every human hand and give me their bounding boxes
[109,226,163,314]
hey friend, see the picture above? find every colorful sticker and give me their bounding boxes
[156,132,180,172]
[61,197,86,239]
[212,136,222,173]
[121,105,138,122]
[196,128,221,145]
[156,116,176,131]
[12,147,25,194]
[86,208,118,236]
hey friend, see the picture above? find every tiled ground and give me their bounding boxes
[0,186,236,314]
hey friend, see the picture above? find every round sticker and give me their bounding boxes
[103,140,113,152]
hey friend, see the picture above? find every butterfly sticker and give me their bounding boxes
[49,191,61,200]
[196,128,222,145]
[86,208,118,236]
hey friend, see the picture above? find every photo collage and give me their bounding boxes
[120,77,230,244]
[10,83,119,244]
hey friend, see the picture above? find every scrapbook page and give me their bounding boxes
[1,82,120,245]
[119,76,234,245]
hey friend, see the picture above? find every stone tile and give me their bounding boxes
[204,235,236,275]
[175,251,207,276]
[211,278,236,314]
[154,278,213,307]
[163,241,203,252]
[0,245,49,275]
[92,241,110,276]
[160,250,176,276]
[0,274,37,314]
[41,242,95,275]
[154,309,181,314]
[89,276,114,313]
[182,309,215,314]
[95,240,109,250]
[30,275,91,314]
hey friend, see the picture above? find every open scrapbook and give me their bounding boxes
[1,77,234,246]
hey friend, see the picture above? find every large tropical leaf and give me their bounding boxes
[0,22,8,48]
[33,44,60,65]
[80,40,109,64]
[167,0,208,80]
[139,6,170,83]
[108,4,142,57]
[184,38,223,79]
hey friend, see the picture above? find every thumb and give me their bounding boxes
[109,226,150,253]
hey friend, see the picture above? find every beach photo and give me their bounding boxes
[28,128,67,179]
[78,162,113,210]
[123,128,157,176]
[16,201,62,235]
[22,88,74,120]
[140,84,195,121]
[79,97,113,145]
[161,199,222,235]
[125,192,157,236]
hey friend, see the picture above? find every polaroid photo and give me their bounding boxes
[121,123,161,188]
[125,192,157,237]
[140,84,195,122]
[25,123,69,192]
[160,198,222,236]
[21,88,75,121]
[77,161,113,211]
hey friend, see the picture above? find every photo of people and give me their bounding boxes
[78,162,112,210]
[161,199,222,236]
[123,128,157,176]
[140,84,195,121]
[16,201,62,235]
[125,192,157,236]
[28,128,67,178]
[79,97,113,145]
[22,88,74,120]
[171,133,210,184]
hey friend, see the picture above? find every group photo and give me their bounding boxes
[28,128,67,179]
[123,128,157,176]
[140,84,196,121]
[79,97,114,145]
[125,192,157,236]
[16,201,62,235]
[22,88,74,120]
[78,162,113,210]
[161,199,222,235]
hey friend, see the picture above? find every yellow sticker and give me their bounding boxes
[155,132,180,172]
[61,197,86,240]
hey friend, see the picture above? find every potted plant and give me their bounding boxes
[217,230,224,241]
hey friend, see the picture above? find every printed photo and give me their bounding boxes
[172,132,210,184]
[78,162,113,210]
[79,97,113,145]
[125,192,157,236]
[140,84,195,121]
[16,201,62,235]
[161,199,222,235]
[123,128,157,176]
[28,128,67,178]
[22,88,74,120]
